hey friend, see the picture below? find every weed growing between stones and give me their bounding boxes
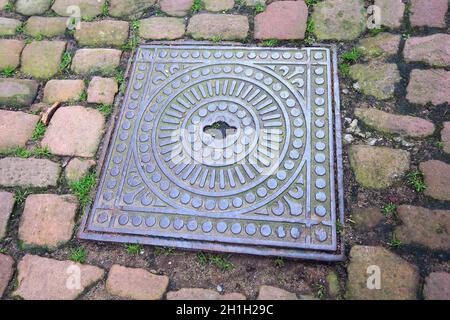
[382,202,397,217]
[304,19,316,46]
[339,48,362,77]
[79,90,87,102]
[369,26,387,37]
[70,246,87,263]
[341,48,362,63]
[59,52,72,73]
[197,251,208,265]
[69,172,97,208]
[14,189,31,204]
[101,1,110,17]
[407,171,427,192]
[12,147,33,158]
[34,33,45,41]
[32,147,51,158]
[260,39,279,47]
[131,20,141,31]
[32,121,46,140]
[1,67,17,77]
[388,233,402,248]
[125,244,142,255]
[97,104,113,117]
[254,2,266,13]
[15,23,24,34]
[274,257,284,268]
[315,283,326,299]
[209,254,235,271]
[191,0,203,14]
[305,0,319,6]
[114,68,127,95]
[4,0,13,12]
[153,6,166,17]
[154,246,175,256]
[195,252,235,271]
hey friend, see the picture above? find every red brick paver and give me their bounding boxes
[254,1,308,40]
[14,255,104,300]
[106,265,169,300]
[19,194,79,248]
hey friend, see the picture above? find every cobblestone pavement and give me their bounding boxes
[0,0,449,300]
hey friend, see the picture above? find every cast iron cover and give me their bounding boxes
[79,44,344,261]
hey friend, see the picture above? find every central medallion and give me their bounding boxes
[79,44,344,261]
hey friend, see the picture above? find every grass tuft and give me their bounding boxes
[341,48,361,63]
[191,0,203,14]
[70,247,86,263]
[97,104,114,117]
[382,202,397,217]
[388,233,402,248]
[14,189,31,204]
[305,0,319,6]
[32,121,46,140]
[33,147,51,158]
[254,2,266,13]
[122,35,140,51]
[316,283,326,299]
[261,39,279,47]
[196,252,234,271]
[407,171,426,192]
[1,67,17,77]
[209,254,234,271]
[274,257,284,267]
[69,172,96,207]
[131,20,140,31]
[14,147,33,158]
[154,246,175,256]
[125,243,142,255]
[59,52,72,72]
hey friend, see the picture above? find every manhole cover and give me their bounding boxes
[79,44,344,261]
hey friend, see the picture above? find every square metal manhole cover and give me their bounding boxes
[79,44,344,261]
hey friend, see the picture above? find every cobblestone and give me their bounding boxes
[42,106,105,157]
[106,265,169,300]
[0,79,38,107]
[404,34,450,67]
[43,79,85,104]
[0,192,14,240]
[87,76,118,105]
[0,157,60,188]
[349,145,410,189]
[71,49,122,75]
[19,194,79,248]
[14,255,104,300]
[410,0,448,28]
[395,205,450,250]
[346,246,419,300]
[0,40,24,71]
[419,160,450,201]
[407,69,450,106]
[0,110,39,152]
[23,16,68,37]
[187,14,249,41]
[21,40,66,79]
[139,17,185,40]
[254,1,308,40]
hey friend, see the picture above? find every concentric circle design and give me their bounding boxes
[134,63,308,213]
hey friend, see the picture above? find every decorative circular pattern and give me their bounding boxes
[134,62,309,215]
